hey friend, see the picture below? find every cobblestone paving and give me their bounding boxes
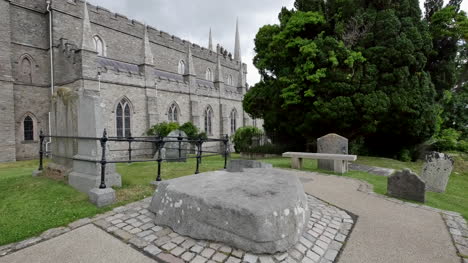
[441,213,468,260]
[91,195,354,263]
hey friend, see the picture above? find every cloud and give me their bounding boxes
[87,0,295,86]
[87,0,467,86]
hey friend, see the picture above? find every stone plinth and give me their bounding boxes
[421,152,454,193]
[149,169,310,253]
[89,188,116,207]
[387,169,425,203]
[317,134,348,172]
[226,159,272,172]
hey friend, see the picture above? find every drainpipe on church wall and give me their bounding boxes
[46,0,54,153]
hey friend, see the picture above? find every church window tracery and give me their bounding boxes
[116,99,131,137]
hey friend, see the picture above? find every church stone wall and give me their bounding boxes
[0,0,258,162]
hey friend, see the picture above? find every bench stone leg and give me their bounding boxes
[333,160,347,174]
[291,157,303,169]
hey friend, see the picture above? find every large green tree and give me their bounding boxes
[245,0,438,156]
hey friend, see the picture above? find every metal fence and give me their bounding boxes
[37,130,230,189]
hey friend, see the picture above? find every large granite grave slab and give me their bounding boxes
[317,134,348,172]
[421,152,454,193]
[387,169,426,203]
[149,169,310,253]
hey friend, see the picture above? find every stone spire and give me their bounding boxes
[80,0,95,51]
[209,28,213,51]
[186,44,196,76]
[237,63,245,88]
[143,25,154,65]
[234,18,241,61]
[215,54,224,83]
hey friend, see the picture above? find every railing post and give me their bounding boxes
[178,131,182,161]
[39,130,44,171]
[127,132,133,163]
[224,134,229,169]
[195,138,202,174]
[99,129,108,189]
[156,136,163,182]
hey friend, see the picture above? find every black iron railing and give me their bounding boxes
[38,130,230,189]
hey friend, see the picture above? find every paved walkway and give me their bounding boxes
[299,171,460,263]
[0,224,156,263]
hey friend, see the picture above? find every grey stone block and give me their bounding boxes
[421,152,454,193]
[149,168,309,253]
[387,169,425,203]
[32,170,42,177]
[226,159,273,172]
[88,188,116,207]
[164,130,189,162]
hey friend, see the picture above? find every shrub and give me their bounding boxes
[433,128,462,151]
[179,122,199,139]
[147,122,180,137]
[232,126,264,153]
[397,149,412,162]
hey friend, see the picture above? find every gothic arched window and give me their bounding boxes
[204,106,213,135]
[206,68,213,81]
[178,60,185,75]
[21,57,32,83]
[227,75,233,86]
[23,116,34,141]
[116,99,131,137]
[168,103,179,123]
[93,35,106,56]
[230,109,237,135]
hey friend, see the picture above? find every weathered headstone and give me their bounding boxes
[164,130,189,162]
[149,168,309,253]
[387,169,425,202]
[317,134,348,172]
[421,152,454,193]
[227,159,273,172]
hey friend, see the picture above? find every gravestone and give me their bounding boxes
[149,168,309,253]
[387,169,425,202]
[164,130,189,162]
[421,152,454,193]
[317,134,348,172]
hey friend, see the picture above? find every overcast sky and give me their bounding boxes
[87,0,468,86]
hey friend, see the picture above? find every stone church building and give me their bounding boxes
[0,0,261,162]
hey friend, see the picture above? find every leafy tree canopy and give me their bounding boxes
[245,0,439,156]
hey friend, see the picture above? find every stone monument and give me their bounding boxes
[387,169,426,202]
[149,169,310,253]
[163,130,189,162]
[421,152,454,193]
[317,134,348,172]
[227,159,273,172]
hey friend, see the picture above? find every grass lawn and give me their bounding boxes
[0,152,466,246]
[0,155,227,246]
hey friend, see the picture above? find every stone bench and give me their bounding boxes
[282,152,357,174]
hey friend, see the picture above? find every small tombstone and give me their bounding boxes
[317,134,348,172]
[164,130,189,162]
[421,152,454,193]
[387,169,425,203]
